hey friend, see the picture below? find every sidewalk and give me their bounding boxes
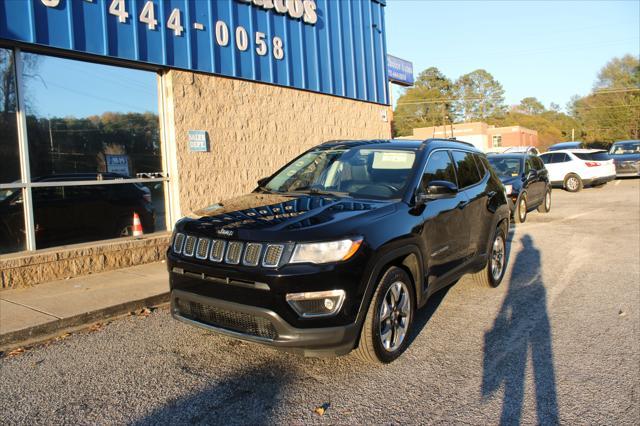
[0,262,169,352]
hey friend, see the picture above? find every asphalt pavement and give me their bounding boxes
[1,179,638,425]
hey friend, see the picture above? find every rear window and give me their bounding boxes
[573,152,609,161]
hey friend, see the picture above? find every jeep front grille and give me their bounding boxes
[195,238,210,259]
[173,233,186,254]
[175,298,277,340]
[209,239,226,262]
[263,244,284,267]
[225,241,244,264]
[183,236,197,257]
[243,243,262,266]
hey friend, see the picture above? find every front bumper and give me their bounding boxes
[171,289,359,357]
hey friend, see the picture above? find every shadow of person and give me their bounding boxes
[482,234,559,425]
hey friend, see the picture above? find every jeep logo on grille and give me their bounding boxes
[216,228,233,237]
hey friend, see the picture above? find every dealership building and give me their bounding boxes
[0,0,395,287]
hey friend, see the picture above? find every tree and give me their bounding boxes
[570,54,640,144]
[594,54,640,90]
[518,97,545,115]
[453,69,506,122]
[392,67,454,136]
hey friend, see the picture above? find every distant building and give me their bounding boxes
[402,122,539,152]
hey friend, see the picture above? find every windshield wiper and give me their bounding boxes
[305,188,351,197]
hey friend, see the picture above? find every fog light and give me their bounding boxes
[286,290,346,318]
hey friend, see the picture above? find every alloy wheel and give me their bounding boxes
[491,234,506,281]
[379,281,411,352]
[519,198,527,221]
[567,177,579,191]
[545,192,551,210]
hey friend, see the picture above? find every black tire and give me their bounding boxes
[564,173,583,192]
[515,193,527,223]
[537,189,551,213]
[355,266,415,364]
[472,225,507,288]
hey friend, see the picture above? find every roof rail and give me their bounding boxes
[421,138,476,148]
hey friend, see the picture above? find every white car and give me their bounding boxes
[539,149,616,192]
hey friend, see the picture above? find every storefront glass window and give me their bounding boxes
[0,187,26,254]
[20,52,162,180]
[0,48,20,184]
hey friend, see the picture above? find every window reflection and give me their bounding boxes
[21,52,161,180]
[0,48,20,184]
[0,187,26,254]
[32,180,165,250]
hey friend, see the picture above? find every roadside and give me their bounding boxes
[0,262,169,352]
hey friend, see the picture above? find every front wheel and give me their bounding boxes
[515,194,528,223]
[355,266,415,364]
[472,226,507,288]
[537,189,551,213]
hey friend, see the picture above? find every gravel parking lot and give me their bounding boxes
[1,179,638,425]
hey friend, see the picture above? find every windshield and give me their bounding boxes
[609,142,640,155]
[264,147,416,200]
[487,157,522,178]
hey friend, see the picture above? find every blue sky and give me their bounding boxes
[385,0,640,110]
[24,0,639,118]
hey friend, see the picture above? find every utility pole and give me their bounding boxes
[571,128,575,141]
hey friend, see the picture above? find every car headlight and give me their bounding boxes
[504,184,513,195]
[290,238,363,264]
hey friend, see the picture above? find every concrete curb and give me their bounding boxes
[0,292,170,353]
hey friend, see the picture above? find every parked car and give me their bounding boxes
[485,146,539,156]
[487,153,551,223]
[608,140,640,177]
[167,139,511,363]
[539,149,616,192]
[0,173,155,252]
[548,141,585,151]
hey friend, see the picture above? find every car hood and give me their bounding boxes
[178,192,399,241]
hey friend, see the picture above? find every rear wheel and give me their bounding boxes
[537,189,551,213]
[515,194,528,223]
[355,266,415,364]
[564,174,583,192]
[472,226,507,288]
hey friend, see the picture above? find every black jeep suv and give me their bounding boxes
[168,139,510,363]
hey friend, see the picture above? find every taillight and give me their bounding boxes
[585,161,601,167]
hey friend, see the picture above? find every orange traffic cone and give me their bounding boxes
[132,212,143,237]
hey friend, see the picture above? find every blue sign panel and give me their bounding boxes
[188,130,209,152]
[0,0,389,105]
[387,54,414,87]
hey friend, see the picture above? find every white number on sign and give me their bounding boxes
[273,36,284,60]
[167,8,184,36]
[139,1,158,30]
[236,26,248,52]
[215,21,229,46]
[108,0,129,23]
[41,0,61,7]
[255,32,267,56]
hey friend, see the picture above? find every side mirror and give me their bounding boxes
[257,177,270,187]
[416,180,458,204]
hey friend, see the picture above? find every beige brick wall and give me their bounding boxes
[166,70,392,215]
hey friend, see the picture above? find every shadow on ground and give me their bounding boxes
[482,233,559,425]
[135,359,292,425]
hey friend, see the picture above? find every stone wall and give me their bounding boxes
[165,70,392,215]
[0,234,170,289]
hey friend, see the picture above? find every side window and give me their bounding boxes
[473,153,488,178]
[557,153,570,163]
[420,151,457,192]
[451,150,482,189]
[539,154,552,164]
[524,159,532,173]
[532,157,545,170]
